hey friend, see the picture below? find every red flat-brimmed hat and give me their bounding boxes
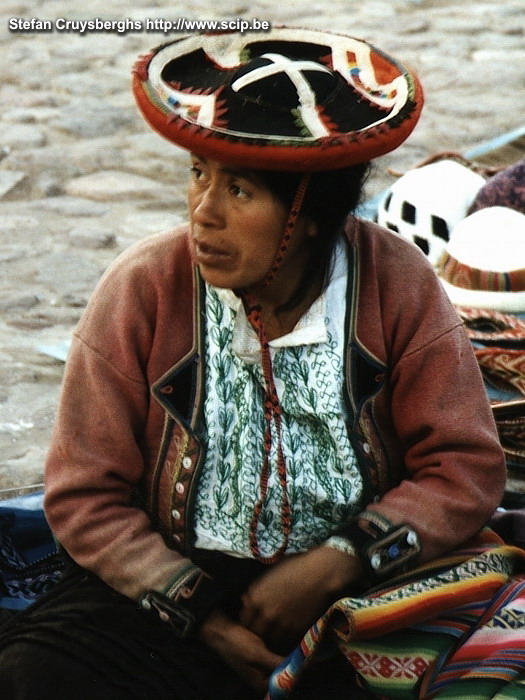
[132,27,423,171]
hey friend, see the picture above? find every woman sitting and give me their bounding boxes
[0,28,510,699]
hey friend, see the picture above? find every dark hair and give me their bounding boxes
[259,161,371,312]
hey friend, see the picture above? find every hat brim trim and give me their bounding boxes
[440,278,525,313]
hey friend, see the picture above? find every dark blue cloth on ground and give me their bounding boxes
[0,503,64,612]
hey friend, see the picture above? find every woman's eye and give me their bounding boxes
[190,165,204,179]
[230,184,249,199]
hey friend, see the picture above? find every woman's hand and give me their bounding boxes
[238,546,363,653]
[199,609,285,694]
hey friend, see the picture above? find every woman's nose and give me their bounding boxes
[191,185,224,228]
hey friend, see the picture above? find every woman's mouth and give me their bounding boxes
[192,239,231,266]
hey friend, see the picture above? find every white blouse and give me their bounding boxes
[193,241,363,559]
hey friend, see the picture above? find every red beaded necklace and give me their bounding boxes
[242,173,310,564]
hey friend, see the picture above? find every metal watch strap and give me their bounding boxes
[139,564,226,638]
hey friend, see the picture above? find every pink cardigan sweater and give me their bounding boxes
[44,217,506,600]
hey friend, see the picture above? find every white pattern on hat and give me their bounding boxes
[231,54,332,138]
[378,160,485,265]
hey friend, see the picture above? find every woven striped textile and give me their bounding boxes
[267,542,525,699]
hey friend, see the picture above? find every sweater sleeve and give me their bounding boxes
[366,319,506,562]
[356,229,507,563]
[44,230,195,600]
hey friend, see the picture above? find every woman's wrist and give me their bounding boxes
[139,564,226,639]
[322,535,358,558]
[314,542,364,594]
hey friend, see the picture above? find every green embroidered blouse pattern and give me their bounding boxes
[194,262,363,558]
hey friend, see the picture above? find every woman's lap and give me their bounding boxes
[0,559,372,699]
[0,566,259,700]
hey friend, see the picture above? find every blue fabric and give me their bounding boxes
[0,502,64,610]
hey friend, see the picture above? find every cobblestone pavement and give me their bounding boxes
[1,0,524,492]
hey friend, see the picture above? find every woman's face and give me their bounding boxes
[187,154,314,295]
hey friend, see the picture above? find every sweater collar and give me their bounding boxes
[210,237,348,362]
